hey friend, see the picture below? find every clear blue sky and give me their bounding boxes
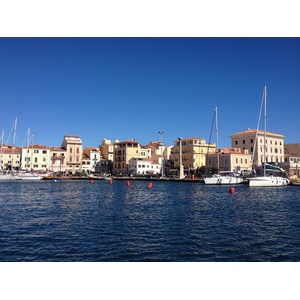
[1,38,299,149]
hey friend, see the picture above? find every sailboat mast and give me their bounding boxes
[12,117,18,171]
[263,86,267,177]
[215,106,219,173]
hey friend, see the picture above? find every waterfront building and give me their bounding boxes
[128,157,161,175]
[284,143,300,178]
[61,135,83,174]
[206,147,252,173]
[0,145,21,170]
[82,146,101,173]
[99,138,114,162]
[20,144,50,171]
[49,146,67,173]
[171,137,216,173]
[230,129,285,167]
[113,139,141,174]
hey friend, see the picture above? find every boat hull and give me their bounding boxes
[204,175,243,185]
[248,176,288,187]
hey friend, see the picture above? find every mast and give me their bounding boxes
[263,86,267,177]
[215,107,219,173]
[11,117,18,172]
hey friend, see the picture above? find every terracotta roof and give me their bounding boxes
[231,129,284,137]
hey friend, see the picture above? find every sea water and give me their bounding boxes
[0,180,299,262]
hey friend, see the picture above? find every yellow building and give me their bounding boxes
[61,135,83,174]
[99,138,114,162]
[0,146,21,170]
[114,139,141,174]
[171,137,216,171]
[206,147,252,173]
[230,129,285,167]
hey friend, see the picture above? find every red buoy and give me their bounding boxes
[90,179,94,184]
[191,175,195,180]
[109,179,113,185]
[148,182,153,188]
[126,181,131,187]
[229,187,235,194]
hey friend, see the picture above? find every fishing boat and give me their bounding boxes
[204,107,243,185]
[248,86,288,187]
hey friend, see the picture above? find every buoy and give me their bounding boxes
[109,179,113,185]
[148,182,153,188]
[191,174,195,180]
[229,187,235,194]
[90,179,94,184]
[126,181,131,187]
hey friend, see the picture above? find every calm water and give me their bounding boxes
[0,180,299,262]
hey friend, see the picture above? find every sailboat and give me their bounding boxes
[17,129,43,180]
[204,107,243,185]
[248,86,288,187]
[0,117,20,180]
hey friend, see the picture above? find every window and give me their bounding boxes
[236,158,238,163]
[243,140,245,144]
[77,148,79,154]
[70,148,72,153]
[235,141,238,145]
[34,150,39,154]
[241,158,243,164]
[34,158,38,163]
[43,150,47,154]
[250,139,253,143]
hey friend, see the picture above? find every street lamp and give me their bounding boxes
[158,131,164,177]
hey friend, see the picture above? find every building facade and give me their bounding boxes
[230,129,285,167]
[61,135,83,174]
[0,146,21,170]
[171,137,216,171]
[20,144,50,171]
[82,147,101,173]
[128,157,161,175]
[114,139,141,174]
[206,147,252,173]
[49,146,67,173]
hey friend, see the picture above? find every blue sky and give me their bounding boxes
[1,38,299,149]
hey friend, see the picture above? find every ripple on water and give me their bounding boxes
[0,181,300,261]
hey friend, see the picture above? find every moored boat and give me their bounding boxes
[248,86,287,187]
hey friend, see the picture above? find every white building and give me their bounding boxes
[20,144,50,171]
[128,157,161,175]
[82,147,101,173]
